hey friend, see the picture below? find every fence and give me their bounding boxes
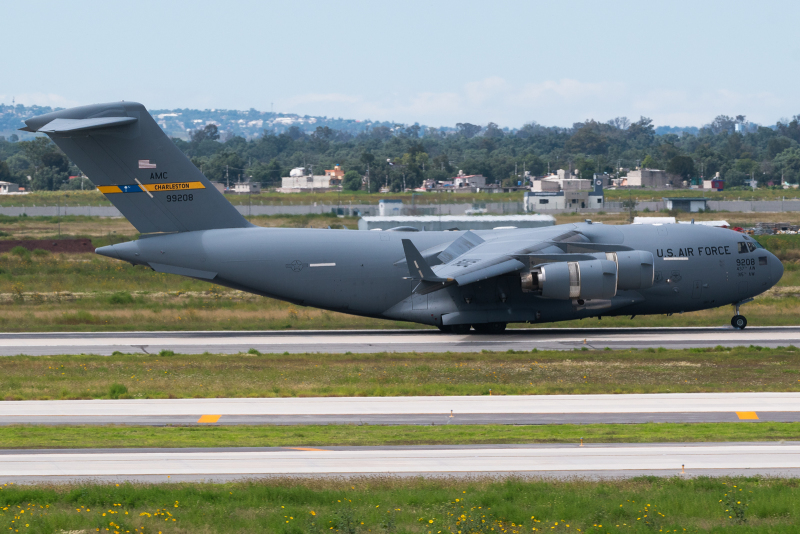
[1,199,799,217]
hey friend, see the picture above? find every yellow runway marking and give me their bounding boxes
[285,447,329,452]
[197,414,221,423]
[736,411,759,420]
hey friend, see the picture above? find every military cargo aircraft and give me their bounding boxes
[22,102,784,333]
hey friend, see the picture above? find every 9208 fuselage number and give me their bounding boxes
[166,194,193,202]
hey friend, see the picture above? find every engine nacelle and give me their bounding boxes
[521,259,617,300]
[605,251,654,290]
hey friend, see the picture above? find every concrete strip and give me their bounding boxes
[0,326,798,356]
[2,443,800,482]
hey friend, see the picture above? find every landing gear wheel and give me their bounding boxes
[472,322,508,335]
[436,325,451,333]
[731,315,747,330]
[449,324,472,335]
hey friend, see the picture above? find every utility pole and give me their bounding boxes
[226,165,229,190]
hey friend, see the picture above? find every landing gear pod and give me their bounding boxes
[606,251,654,290]
[521,260,618,300]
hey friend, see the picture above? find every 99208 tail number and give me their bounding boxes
[166,194,193,202]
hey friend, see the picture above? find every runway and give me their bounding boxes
[0,326,798,356]
[3,443,800,483]
[2,392,799,426]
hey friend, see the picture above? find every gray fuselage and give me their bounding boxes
[97,222,783,327]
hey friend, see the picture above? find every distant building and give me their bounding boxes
[279,166,343,192]
[325,165,344,182]
[378,199,403,216]
[702,179,724,191]
[231,182,261,194]
[626,169,682,188]
[524,174,604,211]
[662,197,709,213]
[0,181,19,194]
[453,171,486,189]
[358,214,555,231]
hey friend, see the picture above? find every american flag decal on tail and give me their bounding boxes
[138,160,156,169]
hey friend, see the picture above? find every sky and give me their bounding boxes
[3,0,799,128]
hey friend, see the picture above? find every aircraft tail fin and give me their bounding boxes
[23,102,251,234]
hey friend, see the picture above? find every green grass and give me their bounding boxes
[2,422,800,450]
[2,346,800,401]
[1,476,799,532]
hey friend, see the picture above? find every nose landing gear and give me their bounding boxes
[731,298,753,330]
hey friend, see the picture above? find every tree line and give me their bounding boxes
[1,114,800,192]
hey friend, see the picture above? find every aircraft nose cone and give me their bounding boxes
[771,252,784,284]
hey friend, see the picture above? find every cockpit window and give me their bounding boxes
[738,242,749,254]
[747,242,756,252]
[753,240,764,249]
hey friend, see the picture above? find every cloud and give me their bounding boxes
[281,77,630,127]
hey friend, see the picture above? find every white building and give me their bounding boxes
[279,167,343,192]
[0,182,20,194]
[232,182,261,194]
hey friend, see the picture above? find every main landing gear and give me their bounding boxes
[731,299,752,330]
[437,323,507,335]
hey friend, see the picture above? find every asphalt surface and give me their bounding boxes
[2,392,798,426]
[3,443,800,483]
[0,326,798,356]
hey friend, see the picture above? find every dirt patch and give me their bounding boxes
[0,239,94,253]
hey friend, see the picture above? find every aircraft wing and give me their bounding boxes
[402,226,635,295]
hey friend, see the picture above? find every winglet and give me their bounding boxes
[402,239,449,282]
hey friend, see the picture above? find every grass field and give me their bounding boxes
[1,476,798,533]
[3,422,800,449]
[2,346,799,401]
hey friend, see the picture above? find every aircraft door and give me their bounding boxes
[692,280,701,299]
[411,294,428,310]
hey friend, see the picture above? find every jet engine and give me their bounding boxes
[520,250,654,299]
[604,251,654,290]
[521,259,617,300]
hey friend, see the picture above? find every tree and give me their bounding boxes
[41,152,70,174]
[641,155,657,169]
[456,123,481,139]
[774,147,800,183]
[342,170,362,191]
[768,136,795,159]
[484,122,504,138]
[0,161,12,184]
[191,124,219,144]
[607,117,630,130]
[666,155,695,180]
[566,122,609,154]
[31,166,68,191]
[18,137,56,167]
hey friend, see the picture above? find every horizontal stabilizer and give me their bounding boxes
[33,117,138,134]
